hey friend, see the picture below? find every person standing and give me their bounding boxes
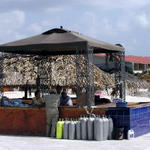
[44,86,61,137]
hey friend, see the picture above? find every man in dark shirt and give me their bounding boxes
[60,91,73,106]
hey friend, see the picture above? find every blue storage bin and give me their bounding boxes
[116,102,128,107]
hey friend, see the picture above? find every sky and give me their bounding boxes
[0,0,150,57]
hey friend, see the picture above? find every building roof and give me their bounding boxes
[95,54,150,64]
[0,28,124,55]
[125,56,150,64]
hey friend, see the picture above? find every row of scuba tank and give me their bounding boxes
[56,115,114,141]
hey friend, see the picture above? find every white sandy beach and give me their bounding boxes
[0,133,149,150]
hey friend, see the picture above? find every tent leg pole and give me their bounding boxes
[86,46,94,106]
[120,52,126,101]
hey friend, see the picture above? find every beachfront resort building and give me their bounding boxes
[94,54,150,73]
[125,56,150,73]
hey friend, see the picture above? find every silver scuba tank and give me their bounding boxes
[108,117,114,140]
[68,121,76,140]
[94,117,103,141]
[94,117,97,140]
[63,121,69,139]
[80,118,87,140]
[103,116,109,140]
[76,121,81,140]
[87,117,94,140]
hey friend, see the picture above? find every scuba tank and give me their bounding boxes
[103,116,109,140]
[80,117,88,140]
[63,121,69,139]
[68,121,76,140]
[76,121,81,140]
[87,117,94,140]
[94,117,103,141]
[56,119,64,139]
[108,116,114,140]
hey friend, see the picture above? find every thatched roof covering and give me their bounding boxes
[51,55,114,90]
[3,55,114,90]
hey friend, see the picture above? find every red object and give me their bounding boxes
[94,53,106,57]
[0,107,46,136]
[3,88,10,92]
[95,54,150,64]
[59,106,106,118]
[125,56,150,64]
[95,93,102,98]
[7,98,10,103]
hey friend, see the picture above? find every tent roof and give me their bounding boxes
[0,28,124,55]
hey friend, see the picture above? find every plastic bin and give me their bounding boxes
[116,102,128,107]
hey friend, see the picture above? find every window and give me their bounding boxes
[139,64,144,70]
[134,63,139,70]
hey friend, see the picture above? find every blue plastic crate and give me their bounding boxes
[116,102,128,107]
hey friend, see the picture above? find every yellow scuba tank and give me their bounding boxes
[56,118,64,139]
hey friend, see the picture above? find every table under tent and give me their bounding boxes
[0,27,126,136]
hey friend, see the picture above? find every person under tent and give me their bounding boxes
[32,90,45,107]
[60,91,73,106]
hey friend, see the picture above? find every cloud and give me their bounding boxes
[0,29,25,44]
[136,13,150,28]
[26,18,63,35]
[27,23,42,34]
[1,0,150,14]
[0,10,25,29]
[46,7,64,13]
[116,21,130,31]
[0,10,25,43]
[82,0,150,10]
[0,0,68,12]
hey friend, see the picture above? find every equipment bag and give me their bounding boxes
[112,127,124,140]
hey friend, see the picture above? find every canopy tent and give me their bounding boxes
[0,28,124,55]
[0,27,126,105]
